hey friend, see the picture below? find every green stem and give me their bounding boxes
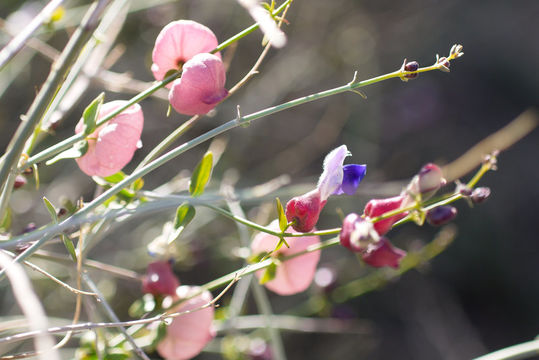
[472,339,539,360]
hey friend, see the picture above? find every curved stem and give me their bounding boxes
[472,339,539,360]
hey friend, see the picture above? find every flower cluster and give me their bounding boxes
[152,20,228,115]
[285,145,367,232]
[339,163,447,268]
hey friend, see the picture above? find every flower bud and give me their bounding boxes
[339,213,377,252]
[438,56,450,71]
[363,195,408,236]
[13,175,27,189]
[286,189,326,233]
[426,206,457,226]
[142,260,180,296]
[471,187,491,204]
[404,61,419,79]
[168,53,228,115]
[361,237,406,269]
[406,163,446,200]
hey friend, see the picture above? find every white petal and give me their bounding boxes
[236,0,287,48]
[317,145,350,201]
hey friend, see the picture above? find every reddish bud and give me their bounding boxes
[13,175,27,189]
[438,57,450,71]
[471,187,491,204]
[361,237,406,269]
[286,189,326,232]
[142,260,180,296]
[339,213,377,252]
[406,163,446,200]
[363,195,408,236]
[426,206,457,226]
[404,61,419,79]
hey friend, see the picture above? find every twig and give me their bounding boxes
[472,338,539,360]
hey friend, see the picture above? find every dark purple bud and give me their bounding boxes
[21,222,37,234]
[438,57,450,71]
[15,241,35,253]
[142,260,180,296]
[23,167,33,175]
[361,237,406,269]
[57,208,67,217]
[286,189,326,232]
[426,206,457,226]
[471,187,491,204]
[404,61,419,79]
[13,175,27,189]
[406,163,446,200]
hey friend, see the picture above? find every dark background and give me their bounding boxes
[0,0,538,359]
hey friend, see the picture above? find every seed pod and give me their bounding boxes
[471,187,491,204]
[426,206,457,226]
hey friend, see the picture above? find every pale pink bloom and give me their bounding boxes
[251,220,321,295]
[168,53,228,115]
[157,286,215,360]
[151,20,220,84]
[75,101,143,177]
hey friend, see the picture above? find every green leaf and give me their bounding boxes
[167,203,196,243]
[0,207,12,231]
[43,197,77,261]
[248,251,269,264]
[42,197,58,222]
[103,171,126,183]
[274,236,289,251]
[276,197,287,232]
[45,140,88,165]
[81,92,104,135]
[174,203,196,229]
[61,234,77,262]
[259,262,277,284]
[189,151,213,197]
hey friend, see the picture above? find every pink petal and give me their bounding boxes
[363,195,408,236]
[75,101,143,177]
[285,189,326,233]
[317,145,350,201]
[361,237,407,269]
[168,53,228,115]
[251,220,321,295]
[157,286,215,360]
[151,20,220,84]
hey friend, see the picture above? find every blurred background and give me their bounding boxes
[0,0,538,358]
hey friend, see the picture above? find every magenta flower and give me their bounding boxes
[405,163,446,201]
[157,286,215,360]
[142,261,180,297]
[361,237,406,269]
[363,195,408,236]
[168,53,228,116]
[151,20,220,84]
[286,145,366,232]
[251,220,321,295]
[75,101,143,177]
[339,213,378,252]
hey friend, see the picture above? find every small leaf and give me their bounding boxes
[43,197,58,222]
[167,203,196,244]
[62,234,77,262]
[0,207,12,231]
[248,251,269,264]
[132,177,144,191]
[174,203,196,229]
[45,140,88,165]
[103,171,126,183]
[273,237,289,251]
[81,92,104,135]
[275,197,287,232]
[259,262,277,284]
[189,151,213,197]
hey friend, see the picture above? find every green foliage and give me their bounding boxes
[189,151,213,197]
[81,92,104,135]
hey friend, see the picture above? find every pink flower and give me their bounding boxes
[142,261,180,297]
[339,213,379,252]
[168,53,228,115]
[157,286,215,360]
[75,101,143,177]
[151,20,220,84]
[363,195,408,236]
[286,145,366,232]
[251,220,321,295]
[361,237,406,269]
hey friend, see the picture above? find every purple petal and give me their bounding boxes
[317,145,350,201]
[334,164,367,195]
